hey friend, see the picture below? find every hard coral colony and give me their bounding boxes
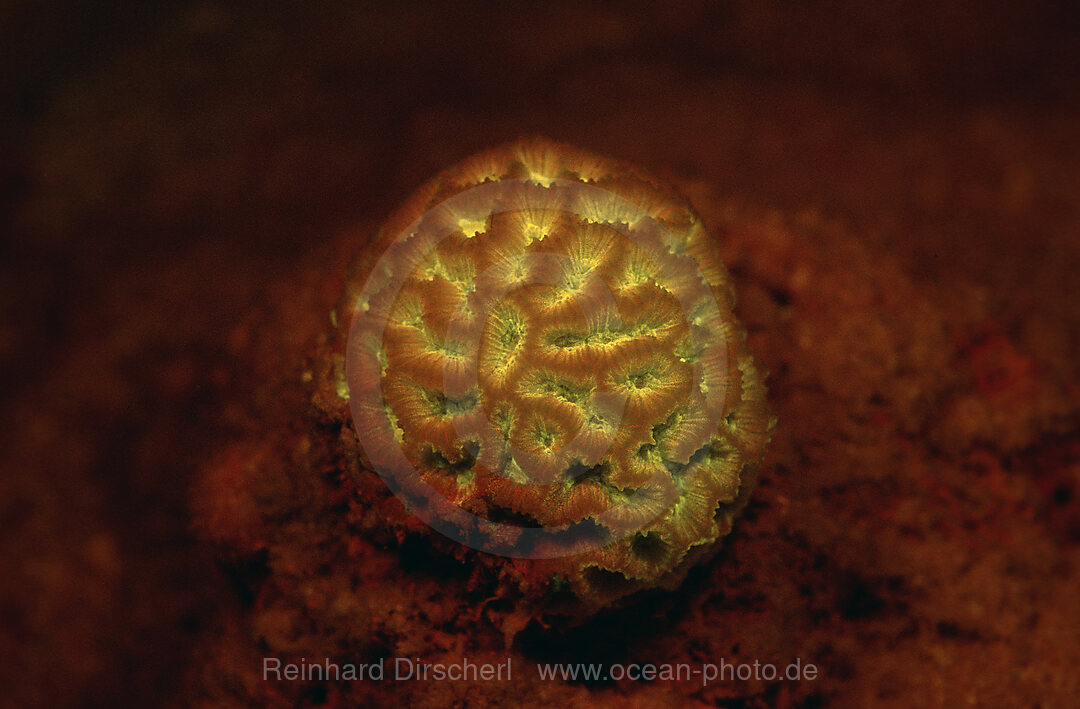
[315,138,773,614]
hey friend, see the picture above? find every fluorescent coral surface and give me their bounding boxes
[320,139,772,607]
[6,4,1080,708]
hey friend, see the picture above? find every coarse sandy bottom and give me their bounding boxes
[1,3,1078,707]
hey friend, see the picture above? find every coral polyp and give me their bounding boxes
[319,138,772,610]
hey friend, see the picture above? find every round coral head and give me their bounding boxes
[335,138,772,609]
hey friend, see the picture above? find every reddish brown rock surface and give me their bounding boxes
[2,3,1079,707]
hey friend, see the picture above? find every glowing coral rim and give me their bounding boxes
[345,178,731,560]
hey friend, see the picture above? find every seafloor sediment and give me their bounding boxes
[183,185,1079,707]
[2,4,1078,707]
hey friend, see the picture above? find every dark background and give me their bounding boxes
[2,2,1079,706]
